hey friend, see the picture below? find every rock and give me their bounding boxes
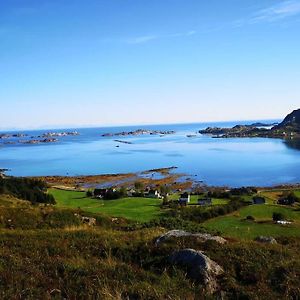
[81,216,96,226]
[169,249,224,294]
[255,236,277,244]
[155,230,226,246]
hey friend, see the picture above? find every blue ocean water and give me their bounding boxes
[1,120,300,187]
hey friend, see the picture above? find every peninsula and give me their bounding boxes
[199,109,300,139]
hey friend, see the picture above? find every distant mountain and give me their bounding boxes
[273,109,300,132]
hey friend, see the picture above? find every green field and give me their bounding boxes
[203,203,300,239]
[169,193,228,205]
[49,188,163,222]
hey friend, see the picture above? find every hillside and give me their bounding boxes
[0,179,300,298]
[199,108,300,138]
[273,109,300,132]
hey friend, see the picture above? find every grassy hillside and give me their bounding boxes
[50,188,163,222]
[1,184,300,298]
[203,203,300,239]
[0,199,300,298]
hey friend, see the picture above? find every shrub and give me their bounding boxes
[272,212,285,221]
[0,177,55,204]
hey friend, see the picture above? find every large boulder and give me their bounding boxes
[255,236,277,244]
[169,249,224,294]
[155,230,226,246]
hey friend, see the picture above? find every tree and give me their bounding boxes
[86,190,93,197]
[273,212,285,222]
[159,184,171,196]
[134,181,144,192]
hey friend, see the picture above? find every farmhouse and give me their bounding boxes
[94,188,117,199]
[198,198,212,206]
[126,188,136,197]
[179,192,190,205]
[252,196,266,204]
[147,189,161,199]
[277,198,295,205]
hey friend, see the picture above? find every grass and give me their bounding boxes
[50,188,163,222]
[203,203,300,239]
[169,193,228,205]
[1,189,300,298]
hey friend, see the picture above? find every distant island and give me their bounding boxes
[199,109,300,139]
[102,129,176,137]
[0,131,79,145]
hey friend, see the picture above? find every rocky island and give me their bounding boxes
[102,129,175,137]
[0,131,79,145]
[199,109,300,139]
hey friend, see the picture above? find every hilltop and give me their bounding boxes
[273,109,300,131]
[199,108,300,138]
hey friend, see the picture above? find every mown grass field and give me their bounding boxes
[49,188,163,222]
[169,193,228,205]
[50,188,300,239]
[203,203,300,239]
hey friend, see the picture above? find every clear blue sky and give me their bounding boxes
[1,0,300,129]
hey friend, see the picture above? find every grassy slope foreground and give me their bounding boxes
[1,179,300,299]
[1,194,300,299]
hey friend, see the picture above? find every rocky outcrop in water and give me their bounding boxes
[102,129,175,137]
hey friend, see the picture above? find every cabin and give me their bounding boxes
[252,196,266,205]
[147,189,161,199]
[276,220,292,225]
[94,188,116,199]
[277,198,295,205]
[198,198,212,206]
[179,193,190,205]
[94,188,109,198]
[126,188,136,197]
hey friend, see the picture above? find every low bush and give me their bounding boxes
[0,177,55,204]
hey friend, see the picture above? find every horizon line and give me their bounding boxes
[0,117,281,132]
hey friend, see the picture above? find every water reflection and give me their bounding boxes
[284,138,300,151]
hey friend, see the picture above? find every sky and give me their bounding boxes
[0,0,300,130]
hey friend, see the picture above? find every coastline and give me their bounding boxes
[26,167,300,192]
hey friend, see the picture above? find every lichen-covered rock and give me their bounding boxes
[169,249,224,294]
[155,230,226,246]
[255,236,277,244]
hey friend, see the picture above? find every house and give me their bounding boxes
[179,192,190,205]
[277,198,295,205]
[276,220,292,225]
[198,198,212,206]
[252,196,266,205]
[94,188,109,198]
[126,188,136,197]
[147,189,161,199]
[94,188,116,199]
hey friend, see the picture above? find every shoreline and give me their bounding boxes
[22,167,300,191]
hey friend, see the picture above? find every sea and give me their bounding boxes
[1,120,300,187]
